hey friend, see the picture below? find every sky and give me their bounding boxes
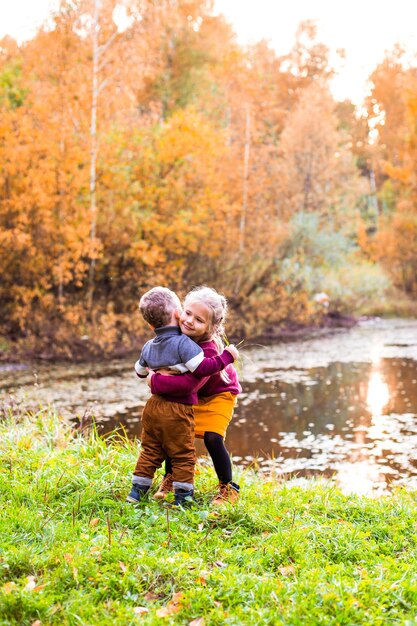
[1,0,417,103]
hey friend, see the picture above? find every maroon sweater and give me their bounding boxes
[150,340,242,404]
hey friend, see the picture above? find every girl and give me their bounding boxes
[149,286,242,505]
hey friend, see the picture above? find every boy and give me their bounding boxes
[127,286,238,506]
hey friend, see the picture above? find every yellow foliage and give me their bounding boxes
[1,1,412,356]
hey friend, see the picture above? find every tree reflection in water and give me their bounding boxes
[334,363,392,495]
[226,356,417,495]
[1,319,417,495]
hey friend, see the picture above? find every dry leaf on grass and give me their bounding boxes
[279,565,296,576]
[133,607,149,615]
[144,591,162,601]
[2,582,17,594]
[24,576,37,592]
[155,592,184,617]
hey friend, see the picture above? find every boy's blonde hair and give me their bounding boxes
[139,286,181,328]
[184,286,228,349]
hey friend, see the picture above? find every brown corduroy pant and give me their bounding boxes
[133,395,196,485]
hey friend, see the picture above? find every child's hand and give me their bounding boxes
[146,371,154,388]
[225,344,239,360]
[155,368,181,376]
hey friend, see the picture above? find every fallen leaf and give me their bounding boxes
[119,561,127,573]
[155,607,173,618]
[90,518,99,527]
[63,554,73,563]
[279,565,296,577]
[189,618,205,626]
[144,591,162,601]
[2,582,17,594]
[133,607,148,615]
[213,561,227,568]
[31,621,42,626]
[155,592,184,617]
[172,592,184,603]
[24,576,37,592]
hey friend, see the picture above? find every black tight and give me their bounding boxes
[164,431,232,484]
[203,431,232,484]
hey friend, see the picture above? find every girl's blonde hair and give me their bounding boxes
[183,286,228,351]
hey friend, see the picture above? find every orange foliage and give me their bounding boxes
[368,63,417,294]
[1,4,413,357]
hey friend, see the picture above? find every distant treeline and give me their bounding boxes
[0,1,416,357]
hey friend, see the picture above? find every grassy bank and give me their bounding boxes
[1,409,417,625]
[357,289,417,319]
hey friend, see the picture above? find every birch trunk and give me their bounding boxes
[87,0,100,311]
[369,166,379,215]
[240,103,250,254]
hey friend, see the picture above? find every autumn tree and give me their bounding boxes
[0,3,399,355]
[276,81,361,226]
[136,0,235,119]
[373,71,417,294]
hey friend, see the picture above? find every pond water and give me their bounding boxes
[1,318,417,496]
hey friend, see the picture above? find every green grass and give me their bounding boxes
[0,336,11,355]
[357,288,417,318]
[2,408,417,625]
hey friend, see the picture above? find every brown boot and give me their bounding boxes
[212,481,240,506]
[153,473,173,500]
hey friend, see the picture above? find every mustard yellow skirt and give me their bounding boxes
[194,392,237,439]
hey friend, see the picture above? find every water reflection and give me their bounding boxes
[336,461,387,496]
[366,371,390,417]
[1,318,417,495]
[225,355,417,495]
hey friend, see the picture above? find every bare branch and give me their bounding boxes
[98,29,119,59]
